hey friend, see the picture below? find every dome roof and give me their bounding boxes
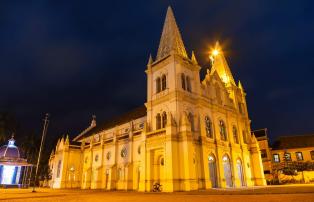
[0,137,20,159]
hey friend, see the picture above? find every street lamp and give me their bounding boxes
[32,113,50,192]
[209,48,220,66]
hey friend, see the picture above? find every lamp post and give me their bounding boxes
[32,113,50,192]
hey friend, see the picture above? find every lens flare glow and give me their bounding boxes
[212,49,219,56]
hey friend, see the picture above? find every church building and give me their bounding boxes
[49,7,266,192]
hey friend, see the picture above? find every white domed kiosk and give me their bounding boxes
[0,136,32,187]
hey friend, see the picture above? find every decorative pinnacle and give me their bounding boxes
[238,80,244,91]
[191,51,198,64]
[91,115,96,127]
[147,54,153,66]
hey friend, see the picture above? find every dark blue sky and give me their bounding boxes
[0,1,313,142]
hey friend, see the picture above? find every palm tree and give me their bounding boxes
[0,111,18,145]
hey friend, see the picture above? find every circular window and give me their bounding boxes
[121,147,127,158]
[95,154,99,162]
[106,152,111,160]
[138,146,141,155]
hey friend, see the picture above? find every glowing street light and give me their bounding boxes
[209,48,220,66]
[212,49,219,56]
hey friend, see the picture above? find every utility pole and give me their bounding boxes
[32,113,49,192]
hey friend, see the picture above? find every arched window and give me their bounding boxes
[188,113,194,131]
[56,160,62,178]
[233,126,239,144]
[156,77,161,93]
[186,76,191,92]
[161,74,167,91]
[156,113,161,130]
[160,157,164,166]
[205,116,213,138]
[162,112,167,128]
[181,73,186,90]
[219,120,227,141]
[242,130,247,144]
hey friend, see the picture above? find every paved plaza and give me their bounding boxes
[0,185,313,202]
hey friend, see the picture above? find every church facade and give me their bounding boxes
[49,7,266,192]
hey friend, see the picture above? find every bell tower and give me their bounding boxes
[145,6,201,132]
[144,7,202,191]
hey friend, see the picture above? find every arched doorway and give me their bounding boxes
[105,169,109,189]
[208,155,218,188]
[236,159,245,186]
[137,167,141,190]
[222,155,233,187]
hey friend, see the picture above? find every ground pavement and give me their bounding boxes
[0,184,313,202]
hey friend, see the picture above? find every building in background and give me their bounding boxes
[255,130,314,184]
[49,7,266,192]
[253,129,272,179]
[271,135,314,163]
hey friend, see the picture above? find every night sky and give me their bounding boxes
[1,1,314,143]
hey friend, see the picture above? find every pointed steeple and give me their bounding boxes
[211,41,236,86]
[156,6,188,61]
[147,54,153,66]
[191,51,198,64]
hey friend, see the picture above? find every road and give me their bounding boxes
[0,185,313,202]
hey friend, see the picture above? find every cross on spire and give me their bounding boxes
[156,6,188,61]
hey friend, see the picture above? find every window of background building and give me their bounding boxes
[264,170,271,174]
[311,151,314,160]
[284,152,292,161]
[273,154,280,163]
[296,152,303,161]
[261,149,267,159]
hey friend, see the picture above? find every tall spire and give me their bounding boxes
[211,41,236,86]
[156,6,188,61]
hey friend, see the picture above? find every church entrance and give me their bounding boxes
[150,149,165,191]
[236,159,245,186]
[105,169,109,189]
[222,155,233,187]
[208,155,218,188]
[137,167,140,190]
